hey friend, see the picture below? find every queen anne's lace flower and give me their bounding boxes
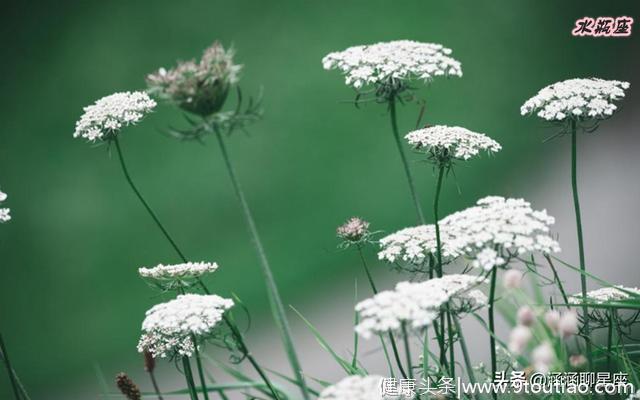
[137,294,233,358]
[355,274,485,339]
[322,40,462,90]
[521,78,630,122]
[405,125,501,161]
[147,42,241,116]
[568,286,640,305]
[0,189,10,223]
[74,92,156,142]
[138,262,219,280]
[378,224,462,268]
[318,375,383,400]
[337,217,370,242]
[440,196,560,270]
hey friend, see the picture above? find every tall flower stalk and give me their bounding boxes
[145,42,310,398]
[521,77,630,369]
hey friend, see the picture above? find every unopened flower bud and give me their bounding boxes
[337,217,370,243]
[116,373,141,400]
[558,311,579,338]
[544,310,561,333]
[503,269,524,289]
[517,306,536,327]
[508,325,532,355]
[532,342,555,373]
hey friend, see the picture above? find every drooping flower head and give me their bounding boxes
[355,274,485,339]
[0,188,10,223]
[137,294,233,358]
[73,91,157,142]
[405,125,501,166]
[378,224,462,271]
[568,286,640,305]
[147,42,241,116]
[440,196,560,270]
[318,375,384,400]
[322,40,462,96]
[139,261,219,291]
[521,78,630,122]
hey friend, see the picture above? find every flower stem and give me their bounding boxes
[388,96,426,224]
[147,370,164,400]
[607,309,614,371]
[357,245,377,294]
[182,357,200,400]
[401,323,414,379]
[113,137,187,263]
[193,338,210,400]
[214,131,309,400]
[224,316,281,400]
[570,121,592,369]
[488,267,498,399]
[446,309,455,379]
[433,166,445,277]
[453,317,477,386]
[0,332,21,400]
[355,245,408,378]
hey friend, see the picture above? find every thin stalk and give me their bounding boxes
[113,137,187,263]
[223,316,281,400]
[182,357,200,400]
[433,165,447,368]
[453,318,477,386]
[401,323,414,379]
[147,370,164,400]
[357,245,377,294]
[446,309,455,379]
[380,334,396,378]
[388,96,426,224]
[488,267,498,399]
[214,131,309,400]
[355,244,407,378]
[389,332,409,379]
[0,332,21,400]
[570,121,592,369]
[193,339,210,400]
[607,310,614,371]
[544,255,570,306]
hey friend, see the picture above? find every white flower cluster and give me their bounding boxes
[405,125,501,161]
[138,261,219,280]
[73,91,156,142]
[378,224,461,267]
[322,40,462,89]
[318,375,384,400]
[137,294,233,358]
[520,78,630,121]
[440,196,560,270]
[355,274,485,339]
[0,189,10,223]
[569,286,640,305]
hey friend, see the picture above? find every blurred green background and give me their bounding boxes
[0,0,638,398]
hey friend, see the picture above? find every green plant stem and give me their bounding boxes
[433,165,448,369]
[570,121,592,369]
[488,267,498,399]
[446,309,455,379]
[182,357,200,400]
[607,310,614,371]
[354,244,408,378]
[113,137,187,263]
[193,339,210,400]
[214,131,309,400]
[401,323,414,379]
[0,332,21,400]
[388,96,426,224]
[147,370,164,400]
[453,318,477,386]
[544,255,570,306]
[223,316,281,400]
[357,245,378,294]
